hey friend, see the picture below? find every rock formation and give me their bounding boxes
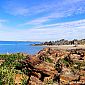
[16,48,85,85]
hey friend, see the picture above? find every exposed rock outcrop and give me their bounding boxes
[16,48,85,85]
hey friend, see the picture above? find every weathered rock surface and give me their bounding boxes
[17,48,85,85]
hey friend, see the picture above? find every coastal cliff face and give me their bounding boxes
[17,48,85,85]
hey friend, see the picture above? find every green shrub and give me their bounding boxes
[0,53,27,85]
[45,57,53,63]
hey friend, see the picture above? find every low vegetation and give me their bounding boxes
[0,53,27,85]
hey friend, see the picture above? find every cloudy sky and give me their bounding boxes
[0,0,85,41]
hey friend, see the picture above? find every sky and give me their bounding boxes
[0,0,85,41]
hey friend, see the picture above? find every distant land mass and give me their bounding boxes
[33,39,85,46]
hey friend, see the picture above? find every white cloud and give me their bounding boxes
[15,0,85,27]
[0,19,8,23]
[1,0,85,41]
[4,6,29,16]
[0,19,9,30]
[0,19,85,41]
[2,0,85,18]
[10,7,29,16]
[19,17,49,26]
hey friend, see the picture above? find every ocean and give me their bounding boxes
[0,41,44,54]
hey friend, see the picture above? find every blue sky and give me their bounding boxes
[0,0,85,41]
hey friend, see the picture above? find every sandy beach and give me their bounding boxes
[47,45,85,50]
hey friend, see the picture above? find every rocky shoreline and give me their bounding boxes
[16,47,85,85]
[0,47,85,85]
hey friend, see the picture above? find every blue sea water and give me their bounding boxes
[0,41,44,54]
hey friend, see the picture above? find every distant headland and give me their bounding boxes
[33,39,85,46]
